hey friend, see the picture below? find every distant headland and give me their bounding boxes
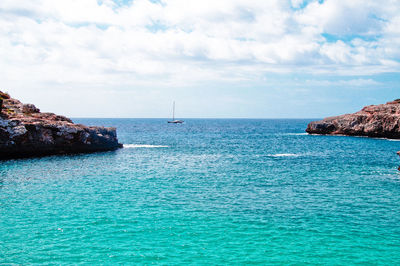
[0,91,122,160]
[306,99,400,139]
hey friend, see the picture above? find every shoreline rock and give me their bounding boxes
[0,91,122,160]
[306,100,400,139]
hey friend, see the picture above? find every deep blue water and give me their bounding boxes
[1,119,400,264]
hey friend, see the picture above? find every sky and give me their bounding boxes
[0,0,399,118]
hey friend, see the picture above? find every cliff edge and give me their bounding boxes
[306,99,400,139]
[0,91,122,159]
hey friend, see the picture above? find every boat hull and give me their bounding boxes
[167,120,184,124]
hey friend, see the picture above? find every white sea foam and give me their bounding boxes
[269,153,301,157]
[123,144,169,148]
[283,133,309,136]
[307,134,400,141]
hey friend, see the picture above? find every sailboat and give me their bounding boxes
[167,101,184,124]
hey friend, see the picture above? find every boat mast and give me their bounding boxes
[172,101,175,120]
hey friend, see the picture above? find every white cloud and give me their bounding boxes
[305,78,382,87]
[291,0,306,9]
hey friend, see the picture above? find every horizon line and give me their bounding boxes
[71,117,322,120]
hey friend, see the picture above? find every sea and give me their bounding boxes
[1,119,400,264]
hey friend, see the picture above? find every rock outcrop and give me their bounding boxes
[0,91,122,159]
[306,100,400,139]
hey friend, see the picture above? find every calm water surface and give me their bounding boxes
[1,119,400,264]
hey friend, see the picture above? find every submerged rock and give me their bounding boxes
[0,91,122,159]
[398,151,400,171]
[306,100,400,139]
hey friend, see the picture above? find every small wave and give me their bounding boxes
[283,133,309,136]
[123,144,169,148]
[269,153,300,157]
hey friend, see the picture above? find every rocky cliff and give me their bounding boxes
[306,100,400,139]
[0,91,122,159]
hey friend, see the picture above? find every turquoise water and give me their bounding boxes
[1,119,400,264]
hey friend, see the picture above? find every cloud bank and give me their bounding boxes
[0,0,399,117]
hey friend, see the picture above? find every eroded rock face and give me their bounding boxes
[22,103,40,114]
[306,101,400,139]
[0,92,122,159]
